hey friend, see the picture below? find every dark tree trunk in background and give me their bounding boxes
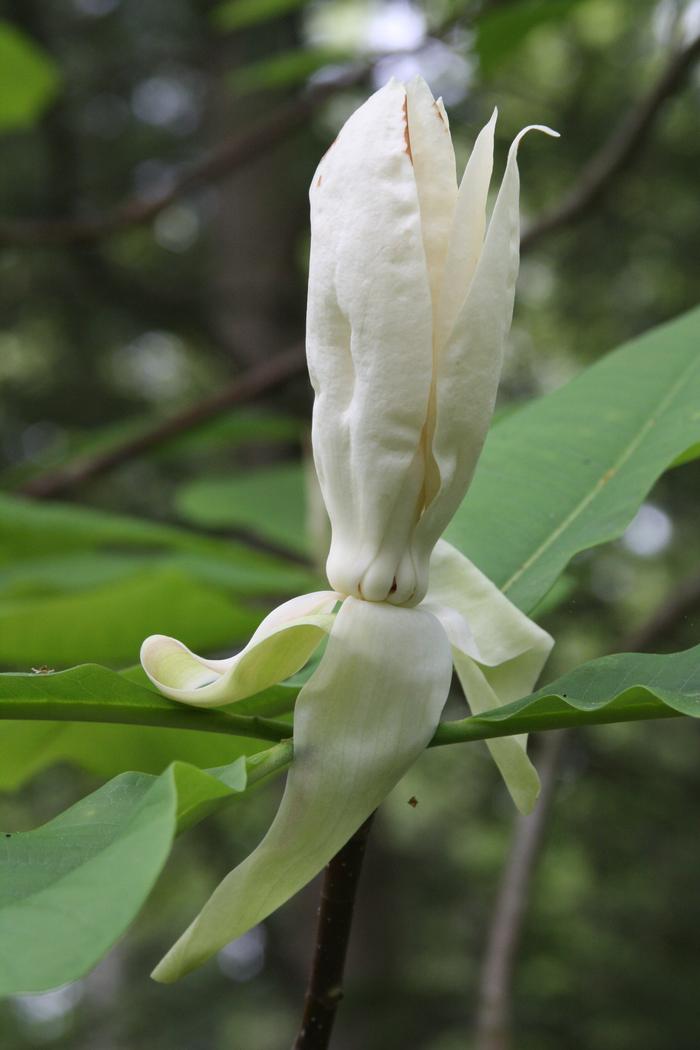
[205,14,312,369]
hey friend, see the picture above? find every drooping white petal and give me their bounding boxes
[449,655,542,812]
[404,76,458,310]
[152,597,453,982]
[422,541,554,813]
[140,591,340,707]
[414,124,560,565]
[307,78,433,605]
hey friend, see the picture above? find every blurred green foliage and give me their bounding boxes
[0,0,698,1047]
[0,20,60,130]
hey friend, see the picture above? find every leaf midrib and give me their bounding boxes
[501,354,700,599]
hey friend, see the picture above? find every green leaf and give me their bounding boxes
[175,462,308,554]
[446,308,700,613]
[212,0,308,31]
[0,567,260,668]
[228,47,351,95]
[0,21,61,131]
[0,746,292,996]
[5,641,700,781]
[0,494,318,668]
[475,0,583,73]
[0,663,295,789]
[0,493,314,592]
[671,440,700,468]
[0,494,314,782]
[432,643,700,746]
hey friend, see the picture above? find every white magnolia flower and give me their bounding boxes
[141,76,557,983]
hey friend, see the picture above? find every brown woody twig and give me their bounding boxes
[474,731,566,1050]
[19,344,306,499]
[521,33,700,252]
[0,92,337,247]
[293,814,376,1050]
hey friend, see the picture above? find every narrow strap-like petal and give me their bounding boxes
[307,78,433,605]
[152,597,453,982]
[414,124,559,564]
[422,540,554,813]
[436,108,497,353]
[140,591,340,707]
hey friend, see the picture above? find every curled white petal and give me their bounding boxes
[140,591,340,707]
[152,597,453,982]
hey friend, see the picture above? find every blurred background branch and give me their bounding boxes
[0,28,697,257]
[19,343,305,499]
[522,30,700,252]
[0,88,341,246]
[475,567,700,1050]
[11,24,700,503]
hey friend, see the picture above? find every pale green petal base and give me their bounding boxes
[152,597,453,982]
[424,540,554,813]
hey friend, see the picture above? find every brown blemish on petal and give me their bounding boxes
[316,174,323,187]
[402,96,413,163]
[433,100,446,125]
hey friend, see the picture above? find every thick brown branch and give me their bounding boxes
[473,569,700,1050]
[293,814,375,1050]
[522,33,700,252]
[19,344,306,499]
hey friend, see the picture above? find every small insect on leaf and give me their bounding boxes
[408,796,418,808]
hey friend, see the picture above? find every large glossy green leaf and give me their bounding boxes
[0,746,291,996]
[175,462,308,554]
[3,639,700,996]
[446,307,700,613]
[0,721,261,792]
[5,643,700,763]
[432,643,700,746]
[0,21,60,131]
[0,664,295,789]
[0,495,313,781]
